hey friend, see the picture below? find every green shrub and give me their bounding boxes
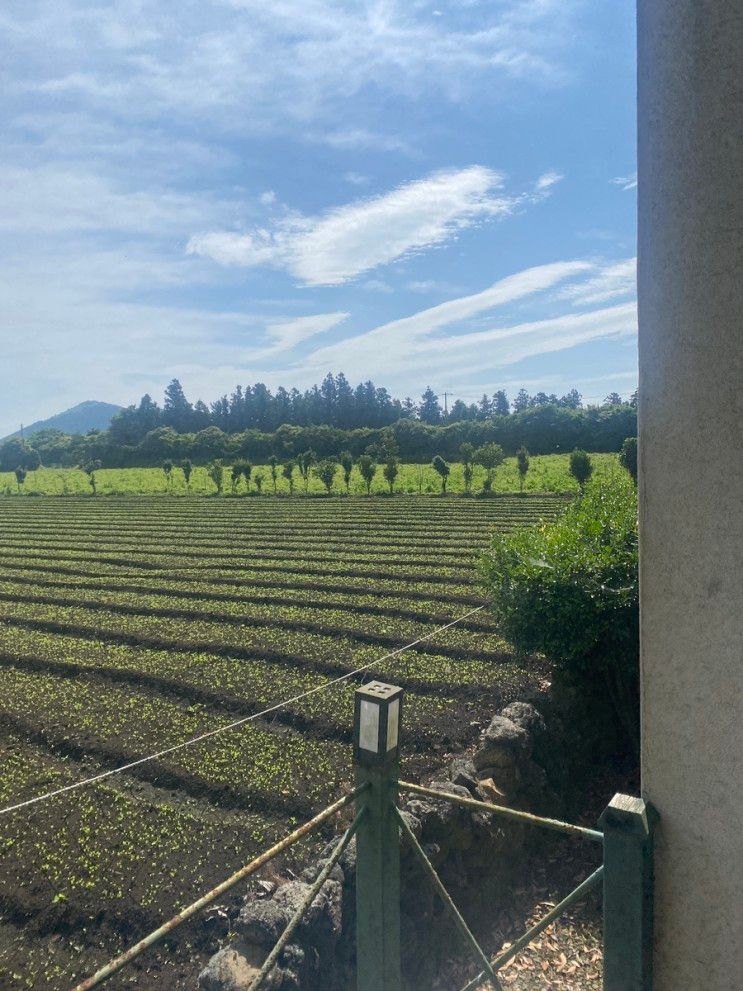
[569,448,593,489]
[480,474,638,749]
[620,437,638,484]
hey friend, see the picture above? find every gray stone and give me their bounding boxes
[198,937,267,991]
[482,715,530,750]
[473,716,530,773]
[449,757,478,793]
[474,746,516,770]
[237,878,342,948]
[500,702,546,739]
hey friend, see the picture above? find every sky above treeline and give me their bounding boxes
[0,0,637,438]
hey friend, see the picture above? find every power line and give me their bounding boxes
[0,606,485,818]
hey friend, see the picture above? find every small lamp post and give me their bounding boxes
[354,682,403,991]
[354,681,403,767]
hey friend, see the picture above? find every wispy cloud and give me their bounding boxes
[557,258,636,306]
[4,0,578,150]
[610,173,637,191]
[263,312,349,351]
[535,170,564,192]
[301,260,595,372]
[187,166,556,285]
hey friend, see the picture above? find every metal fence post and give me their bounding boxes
[599,793,658,991]
[354,682,403,991]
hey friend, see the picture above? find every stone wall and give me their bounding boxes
[200,701,557,991]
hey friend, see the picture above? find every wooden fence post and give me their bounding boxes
[600,793,658,991]
[354,682,403,991]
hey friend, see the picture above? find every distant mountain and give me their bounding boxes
[2,401,123,442]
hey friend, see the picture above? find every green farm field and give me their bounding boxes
[0,452,618,497]
[0,495,568,990]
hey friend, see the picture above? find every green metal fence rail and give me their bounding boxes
[70,681,657,991]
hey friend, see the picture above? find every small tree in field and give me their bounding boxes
[162,459,174,490]
[569,449,593,490]
[232,459,252,493]
[182,459,193,491]
[620,437,638,484]
[516,446,530,493]
[315,459,337,494]
[14,467,27,493]
[297,449,317,492]
[282,459,296,494]
[431,455,450,493]
[83,459,102,495]
[383,456,399,495]
[358,454,377,495]
[268,455,279,493]
[230,463,241,493]
[474,442,505,492]
[339,451,354,493]
[460,443,475,494]
[254,471,264,494]
[208,461,224,494]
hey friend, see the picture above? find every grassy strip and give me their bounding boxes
[0,454,617,496]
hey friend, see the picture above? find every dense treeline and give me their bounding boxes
[0,375,636,470]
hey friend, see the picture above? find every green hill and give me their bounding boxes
[2,401,122,442]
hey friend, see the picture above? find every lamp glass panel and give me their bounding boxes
[386,698,400,751]
[359,699,380,752]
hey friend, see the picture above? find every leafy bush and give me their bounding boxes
[620,437,637,484]
[480,474,639,749]
[569,448,593,489]
[516,446,530,492]
[431,455,450,493]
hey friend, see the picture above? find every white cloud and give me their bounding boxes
[4,0,578,148]
[301,297,636,385]
[610,173,637,191]
[302,260,594,372]
[0,166,228,235]
[187,166,546,285]
[264,312,349,350]
[557,257,636,306]
[535,170,563,192]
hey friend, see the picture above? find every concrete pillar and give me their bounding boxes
[637,2,743,989]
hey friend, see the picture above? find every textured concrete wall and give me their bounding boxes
[637,2,743,988]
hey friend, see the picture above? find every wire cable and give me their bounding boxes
[0,605,484,817]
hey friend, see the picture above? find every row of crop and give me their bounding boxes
[0,529,480,564]
[0,587,512,667]
[0,546,480,587]
[0,504,562,547]
[0,492,566,520]
[0,664,347,814]
[0,601,518,691]
[0,513,557,544]
[0,572,500,632]
[0,556,484,607]
[0,544,477,587]
[0,624,506,746]
[0,526,494,558]
[0,729,289,974]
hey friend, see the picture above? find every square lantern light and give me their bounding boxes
[354,682,403,767]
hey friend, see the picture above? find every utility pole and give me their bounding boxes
[443,392,449,417]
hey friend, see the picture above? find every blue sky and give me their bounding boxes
[0,1,637,436]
